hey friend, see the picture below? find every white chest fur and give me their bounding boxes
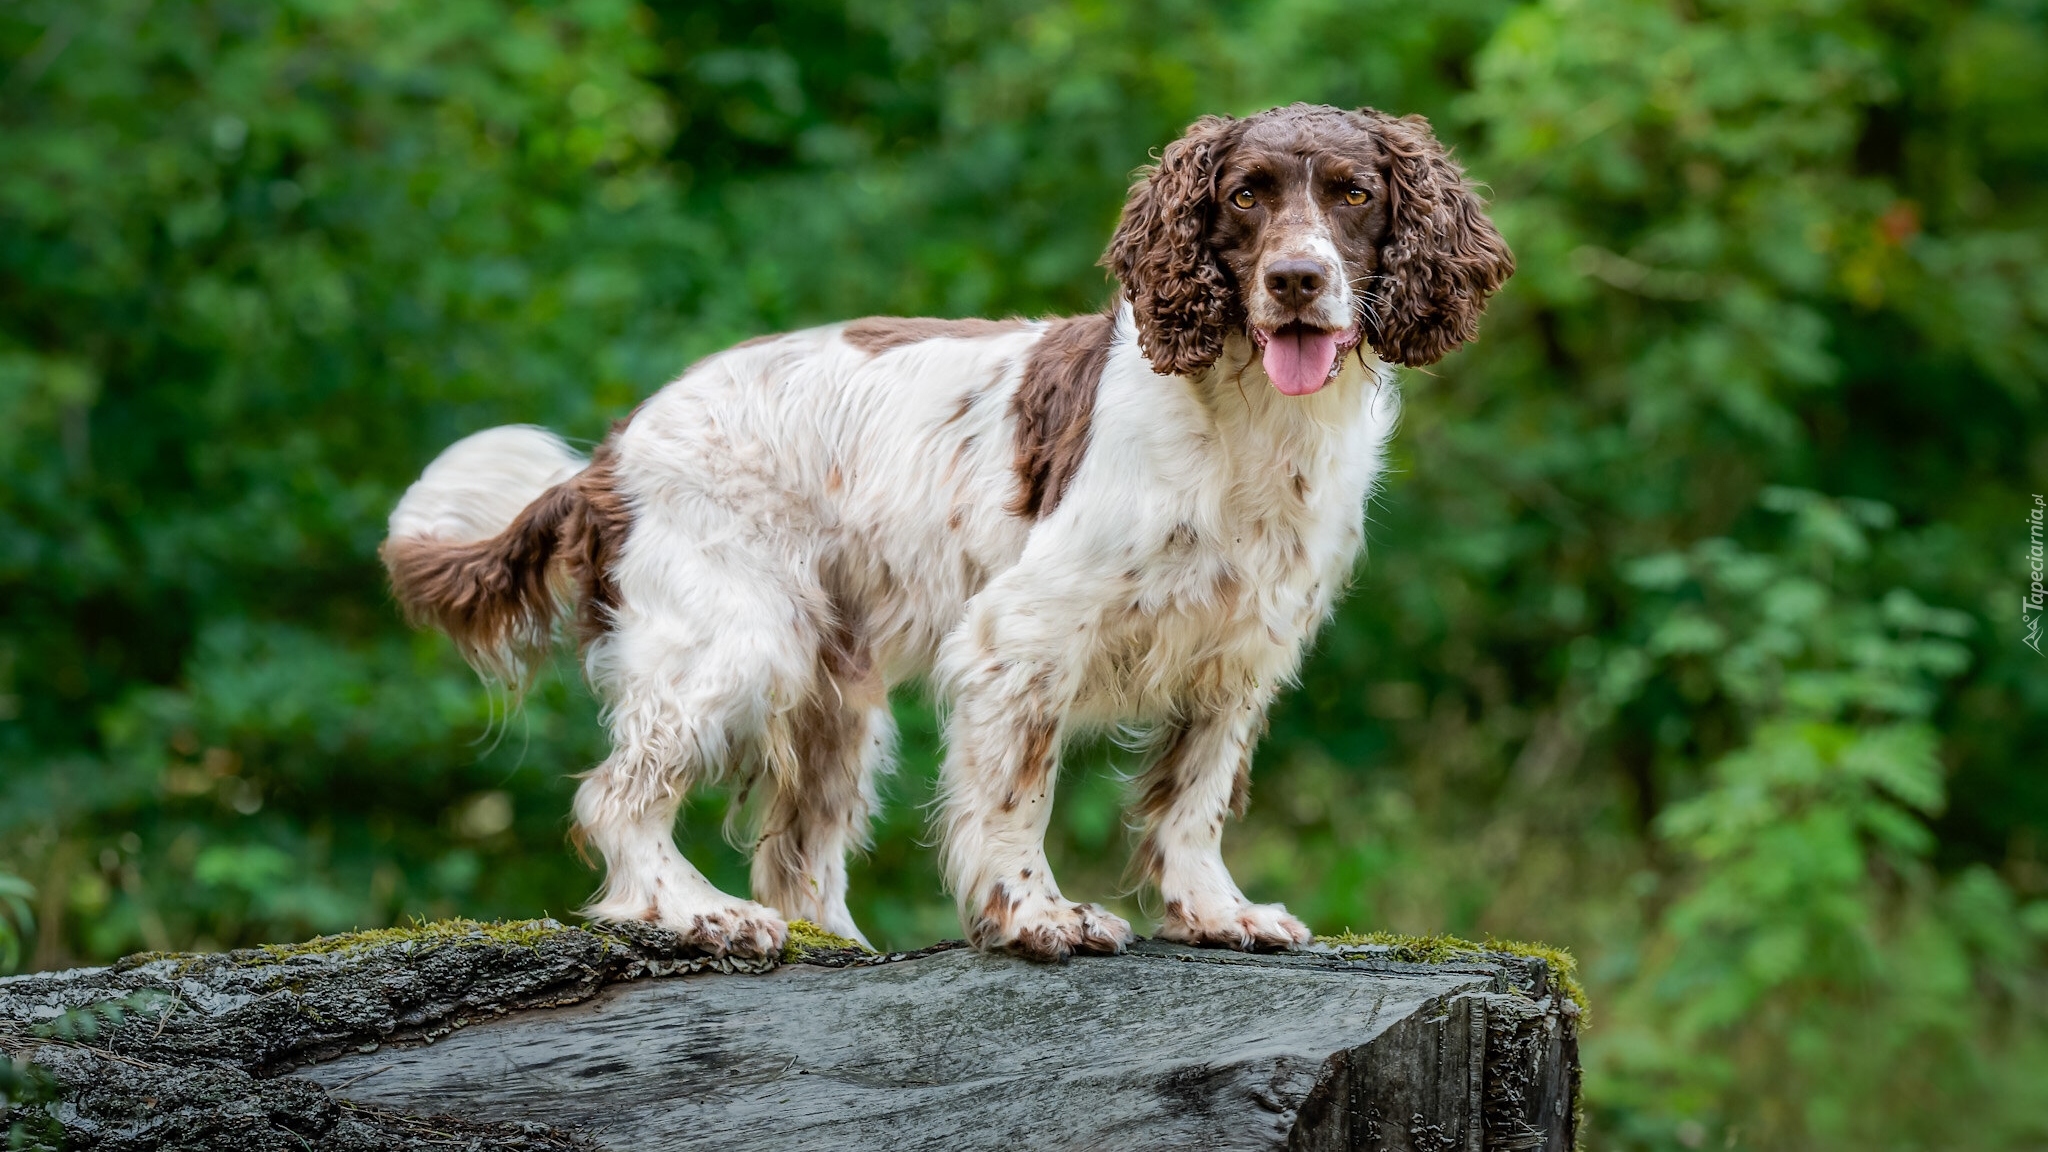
[978,321,1401,723]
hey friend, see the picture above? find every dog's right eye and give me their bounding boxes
[1231,188,1256,210]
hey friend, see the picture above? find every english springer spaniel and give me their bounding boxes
[383,103,1513,961]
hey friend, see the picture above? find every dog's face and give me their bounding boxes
[1105,103,1515,388]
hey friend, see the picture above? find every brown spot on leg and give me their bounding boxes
[1123,723,1196,890]
[1228,744,1254,817]
[973,881,1021,947]
[1132,721,1198,824]
[751,575,885,923]
[1012,717,1060,804]
[818,583,875,684]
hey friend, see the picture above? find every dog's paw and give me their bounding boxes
[1008,901,1133,962]
[1156,898,1310,952]
[661,899,789,959]
[973,886,1133,962]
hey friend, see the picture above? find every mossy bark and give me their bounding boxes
[1,921,1580,1151]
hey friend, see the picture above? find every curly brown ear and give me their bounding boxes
[1103,115,1245,377]
[1356,109,1514,367]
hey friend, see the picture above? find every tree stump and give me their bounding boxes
[0,920,1580,1151]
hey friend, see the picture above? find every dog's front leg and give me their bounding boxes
[936,614,1132,962]
[1132,696,1311,951]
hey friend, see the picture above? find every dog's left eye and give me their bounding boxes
[1231,188,1257,209]
[1344,187,1368,206]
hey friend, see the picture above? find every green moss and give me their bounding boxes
[133,916,871,973]
[1479,936,1588,1025]
[1317,930,1486,965]
[1316,930,1588,1023]
[781,919,874,962]
[237,917,573,965]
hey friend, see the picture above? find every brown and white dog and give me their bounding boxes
[382,103,1512,961]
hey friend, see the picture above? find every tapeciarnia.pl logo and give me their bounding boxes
[2027,494,2045,656]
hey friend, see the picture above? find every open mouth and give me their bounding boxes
[1250,322,1363,397]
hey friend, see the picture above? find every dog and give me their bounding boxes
[381,103,1512,961]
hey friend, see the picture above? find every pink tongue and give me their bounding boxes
[1262,328,1340,396]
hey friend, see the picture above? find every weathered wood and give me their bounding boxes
[1,922,1578,1151]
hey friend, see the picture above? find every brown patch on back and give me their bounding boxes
[842,316,1028,355]
[1009,311,1114,519]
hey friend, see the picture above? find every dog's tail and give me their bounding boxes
[380,425,617,688]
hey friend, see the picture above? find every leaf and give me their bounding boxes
[1624,551,1693,590]
[1649,609,1728,656]
[1839,725,1945,816]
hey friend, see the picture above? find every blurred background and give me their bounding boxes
[2,0,2045,1147]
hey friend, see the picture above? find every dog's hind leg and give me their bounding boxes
[749,652,893,948]
[572,547,823,958]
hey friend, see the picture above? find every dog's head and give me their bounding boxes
[1104,103,1514,392]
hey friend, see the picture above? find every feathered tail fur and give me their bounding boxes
[381,425,628,687]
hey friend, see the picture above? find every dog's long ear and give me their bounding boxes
[1356,109,1514,367]
[1104,115,1244,377]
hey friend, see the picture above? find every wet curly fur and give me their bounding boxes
[1106,105,1512,374]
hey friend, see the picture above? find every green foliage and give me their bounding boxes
[1584,490,2047,1148]
[0,875,30,975]
[1,1,2043,1149]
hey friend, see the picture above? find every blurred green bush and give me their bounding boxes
[2,0,2044,1147]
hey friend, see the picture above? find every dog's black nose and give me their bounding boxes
[1264,259,1329,310]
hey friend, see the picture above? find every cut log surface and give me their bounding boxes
[0,921,1579,1152]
